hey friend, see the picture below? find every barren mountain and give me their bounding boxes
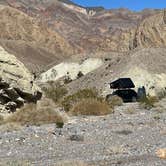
[0,0,162,53]
[0,4,75,72]
[1,0,166,95]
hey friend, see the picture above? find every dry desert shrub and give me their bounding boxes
[61,88,99,112]
[139,96,159,109]
[70,98,113,116]
[43,82,68,103]
[0,115,4,125]
[55,160,88,166]
[6,100,65,126]
[106,95,123,107]
[125,107,136,114]
[0,122,22,132]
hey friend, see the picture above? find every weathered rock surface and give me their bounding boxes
[0,46,42,113]
[0,0,161,53]
[39,58,103,82]
[0,46,37,93]
[0,4,75,73]
[133,10,166,49]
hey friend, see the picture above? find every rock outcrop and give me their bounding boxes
[0,46,37,93]
[39,58,103,82]
[133,10,166,49]
[0,0,159,53]
[0,81,42,113]
[0,46,42,113]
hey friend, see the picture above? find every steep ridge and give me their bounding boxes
[0,0,160,53]
[0,4,75,72]
[133,10,166,48]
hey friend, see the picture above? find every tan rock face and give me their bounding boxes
[0,46,38,93]
[0,0,159,53]
[133,11,166,48]
[0,5,74,54]
[0,4,75,71]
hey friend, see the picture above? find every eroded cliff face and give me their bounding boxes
[0,1,166,58]
[0,5,74,55]
[133,10,166,49]
[0,0,160,53]
[0,46,38,93]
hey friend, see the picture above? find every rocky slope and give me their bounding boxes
[39,58,103,82]
[0,4,75,72]
[133,10,166,48]
[0,0,161,53]
[66,48,166,97]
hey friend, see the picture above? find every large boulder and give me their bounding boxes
[0,46,39,94]
[0,46,42,113]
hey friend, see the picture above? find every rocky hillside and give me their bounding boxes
[0,0,162,53]
[65,48,166,97]
[0,0,166,96]
[133,10,166,48]
[0,4,75,73]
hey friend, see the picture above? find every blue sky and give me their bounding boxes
[72,0,166,11]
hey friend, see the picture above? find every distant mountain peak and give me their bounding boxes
[58,0,105,12]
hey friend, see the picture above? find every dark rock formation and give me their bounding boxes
[0,78,42,113]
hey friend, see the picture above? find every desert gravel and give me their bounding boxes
[0,101,166,166]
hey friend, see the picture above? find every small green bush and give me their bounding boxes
[61,88,99,112]
[43,82,68,103]
[70,98,113,116]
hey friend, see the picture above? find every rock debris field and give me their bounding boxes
[0,102,166,166]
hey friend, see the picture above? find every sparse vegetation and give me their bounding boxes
[6,101,65,126]
[139,96,159,109]
[125,108,136,114]
[0,123,22,132]
[69,98,113,116]
[55,160,88,166]
[61,88,122,115]
[61,88,99,112]
[106,95,123,107]
[43,82,68,103]
[1,160,31,166]
[0,115,4,125]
